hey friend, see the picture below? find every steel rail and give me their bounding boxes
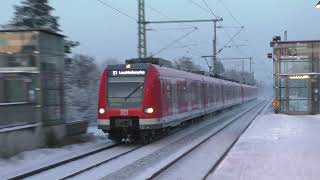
[201,99,270,179]
[60,145,143,180]
[146,100,268,180]
[7,143,119,180]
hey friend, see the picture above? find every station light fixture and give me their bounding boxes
[316,1,320,8]
[126,64,131,69]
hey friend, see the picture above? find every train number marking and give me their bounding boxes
[120,109,129,116]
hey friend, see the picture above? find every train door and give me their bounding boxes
[196,81,201,109]
[208,84,213,107]
[160,79,167,117]
[215,84,219,107]
[201,81,206,110]
[187,80,192,112]
[241,85,244,103]
[281,77,310,114]
[164,80,173,116]
[171,82,178,115]
[221,84,225,105]
[177,80,188,113]
[233,86,236,104]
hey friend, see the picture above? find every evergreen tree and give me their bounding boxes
[8,0,61,32]
[4,0,79,54]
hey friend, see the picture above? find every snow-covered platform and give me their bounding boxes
[209,107,320,180]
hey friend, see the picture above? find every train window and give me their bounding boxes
[107,76,145,108]
[166,84,171,91]
[109,76,145,83]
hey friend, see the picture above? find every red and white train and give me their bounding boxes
[98,61,257,142]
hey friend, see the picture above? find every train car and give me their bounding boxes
[97,62,257,142]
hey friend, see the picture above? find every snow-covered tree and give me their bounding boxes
[8,0,61,32]
[64,55,100,123]
[102,58,121,66]
[174,57,202,71]
[215,60,225,74]
[4,0,79,54]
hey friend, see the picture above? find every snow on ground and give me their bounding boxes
[88,125,108,138]
[209,108,320,180]
[0,126,109,176]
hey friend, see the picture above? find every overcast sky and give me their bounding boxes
[1,0,320,83]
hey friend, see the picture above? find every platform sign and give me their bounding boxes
[289,75,310,80]
[109,70,146,77]
[273,42,319,60]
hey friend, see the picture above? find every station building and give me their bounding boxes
[0,29,87,157]
[271,38,320,114]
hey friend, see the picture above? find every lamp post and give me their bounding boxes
[316,1,320,8]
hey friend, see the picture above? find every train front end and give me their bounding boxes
[98,63,161,142]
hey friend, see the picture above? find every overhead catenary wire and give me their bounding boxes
[95,0,137,21]
[145,1,220,70]
[217,27,244,54]
[94,0,216,69]
[217,0,243,26]
[145,3,209,58]
[146,3,198,28]
[188,0,246,56]
[152,28,198,56]
[188,0,253,73]
[188,0,213,15]
[201,0,220,18]
[147,27,197,31]
[146,4,175,22]
[147,2,222,58]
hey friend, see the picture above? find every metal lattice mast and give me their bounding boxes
[212,18,223,76]
[138,0,147,59]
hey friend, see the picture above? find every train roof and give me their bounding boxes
[126,57,173,68]
[106,63,256,87]
[106,63,150,70]
[153,64,245,86]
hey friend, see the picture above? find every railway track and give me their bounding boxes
[96,100,266,180]
[202,100,270,180]
[4,100,265,180]
[142,99,269,180]
[4,143,141,180]
[59,145,143,180]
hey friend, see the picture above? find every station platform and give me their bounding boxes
[209,106,320,180]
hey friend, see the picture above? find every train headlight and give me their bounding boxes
[144,108,154,114]
[99,108,106,114]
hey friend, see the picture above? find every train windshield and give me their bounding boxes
[107,76,145,108]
